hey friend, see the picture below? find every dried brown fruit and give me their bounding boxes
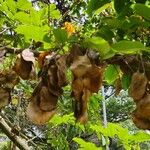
[26,54,68,124]
[129,72,148,101]
[13,55,33,80]
[114,78,122,96]
[76,89,91,124]
[26,94,55,125]
[0,88,11,109]
[13,49,35,80]
[83,65,103,93]
[70,55,92,78]
[39,86,58,111]
[21,49,35,62]
[134,94,150,119]
[72,78,83,101]
[37,51,50,69]
[132,112,150,130]
[71,54,104,124]
[56,55,68,87]
[66,44,83,66]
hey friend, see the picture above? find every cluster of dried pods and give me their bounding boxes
[2,44,149,128]
[0,44,104,125]
[129,72,150,130]
[0,70,19,109]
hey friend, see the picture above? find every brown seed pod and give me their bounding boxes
[13,55,33,80]
[39,86,58,111]
[72,78,83,101]
[26,94,56,125]
[56,55,68,87]
[114,78,122,96]
[132,112,150,130]
[76,89,91,124]
[37,51,50,69]
[83,65,103,93]
[129,72,148,101]
[70,55,92,78]
[134,93,150,119]
[0,88,11,109]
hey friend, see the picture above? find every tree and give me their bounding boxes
[0,0,150,149]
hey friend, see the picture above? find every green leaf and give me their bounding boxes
[104,65,120,84]
[132,4,150,21]
[94,3,111,15]
[87,0,110,16]
[112,41,146,54]
[53,28,68,44]
[102,50,116,60]
[129,131,150,143]
[15,25,49,42]
[14,12,32,24]
[49,113,75,126]
[73,137,102,150]
[83,37,111,57]
[0,1,14,19]
[121,74,131,90]
[114,0,125,14]
[102,17,123,29]
[17,0,32,10]
[5,0,17,14]
[96,26,114,42]
[49,4,61,19]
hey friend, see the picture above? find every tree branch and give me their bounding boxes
[0,115,31,150]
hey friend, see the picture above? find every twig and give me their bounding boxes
[0,27,10,35]
[0,115,31,150]
[0,113,42,150]
[101,86,110,150]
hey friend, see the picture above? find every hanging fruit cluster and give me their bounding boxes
[26,53,68,124]
[70,54,103,123]
[129,72,150,130]
[2,44,150,129]
[0,70,19,109]
[13,49,35,80]
[4,45,103,125]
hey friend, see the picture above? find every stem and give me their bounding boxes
[0,115,31,150]
[101,86,110,150]
[101,86,107,127]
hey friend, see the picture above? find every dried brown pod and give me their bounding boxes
[47,64,63,97]
[75,89,91,124]
[13,55,33,80]
[26,53,68,124]
[37,51,50,69]
[0,72,6,84]
[56,55,68,87]
[71,54,104,124]
[70,55,92,78]
[0,88,11,109]
[0,70,19,87]
[66,44,83,66]
[72,78,83,101]
[114,78,122,96]
[134,93,150,119]
[83,65,103,93]
[39,86,58,111]
[5,70,20,89]
[132,112,150,130]
[129,72,148,101]
[26,94,56,125]
[13,49,35,80]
